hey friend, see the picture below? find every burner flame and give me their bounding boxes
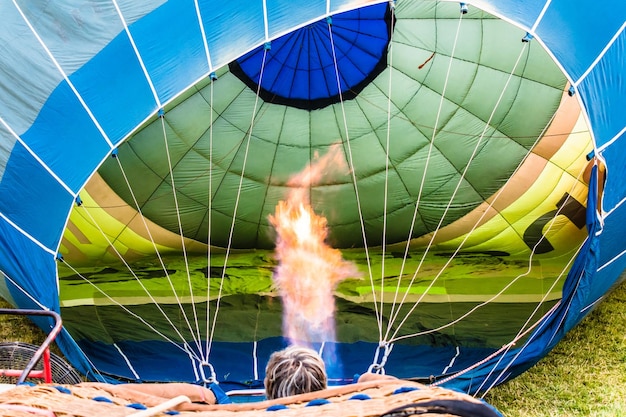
[269,145,361,347]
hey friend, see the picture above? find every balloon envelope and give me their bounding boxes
[0,0,624,394]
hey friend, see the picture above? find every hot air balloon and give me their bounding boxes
[0,0,623,398]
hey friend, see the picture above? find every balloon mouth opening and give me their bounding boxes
[229,2,394,110]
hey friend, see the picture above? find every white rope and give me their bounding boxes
[387,103,565,343]
[385,10,466,342]
[388,41,531,341]
[204,74,216,358]
[253,340,259,381]
[379,0,396,337]
[158,115,203,350]
[392,159,590,392]
[207,46,269,358]
[0,211,56,256]
[76,204,199,349]
[474,238,585,395]
[386,112,552,341]
[476,273,581,396]
[113,343,141,380]
[0,116,75,196]
[111,155,204,354]
[60,260,203,363]
[327,18,382,339]
[0,271,50,310]
[111,0,162,107]
[442,345,461,375]
[192,0,213,72]
[11,0,115,150]
[572,21,625,88]
[192,7,217,355]
[389,261,546,342]
[432,300,560,388]
[411,159,589,389]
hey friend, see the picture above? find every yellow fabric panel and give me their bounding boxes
[423,111,591,258]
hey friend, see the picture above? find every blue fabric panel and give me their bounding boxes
[594,205,626,301]
[232,3,390,111]
[0,218,58,310]
[75,336,498,391]
[0,142,73,250]
[535,0,624,81]
[566,167,626,308]
[70,33,158,144]
[467,0,545,31]
[236,4,389,101]
[577,31,625,153]
[600,142,626,210]
[130,0,210,104]
[561,166,602,331]
[0,124,16,182]
[54,328,99,381]
[19,81,111,193]
[196,0,266,68]
[443,296,572,394]
[77,339,275,384]
[266,0,326,41]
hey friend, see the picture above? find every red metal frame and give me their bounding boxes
[0,308,62,384]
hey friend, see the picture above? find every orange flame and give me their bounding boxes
[269,145,360,346]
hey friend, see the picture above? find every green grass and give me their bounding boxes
[485,281,626,416]
[0,302,64,358]
[1,281,625,416]
[0,303,52,346]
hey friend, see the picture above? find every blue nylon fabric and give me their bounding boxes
[19,81,111,194]
[129,0,210,103]
[267,404,289,410]
[208,383,232,404]
[70,34,157,142]
[265,0,327,41]
[573,32,625,151]
[535,0,624,82]
[559,166,601,332]
[588,205,626,303]
[0,143,73,249]
[600,146,626,213]
[0,238,63,359]
[52,328,98,380]
[235,3,390,103]
[195,0,267,67]
[74,337,498,389]
[469,0,546,30]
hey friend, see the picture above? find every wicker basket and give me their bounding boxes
[0,379,502,417]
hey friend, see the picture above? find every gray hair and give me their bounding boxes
[264,346,327,400]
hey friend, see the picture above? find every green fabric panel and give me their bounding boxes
[59,251,564,348]
[94,0,567,251]
[503,77,564,146]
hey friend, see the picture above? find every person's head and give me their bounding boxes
[264,345,327,400]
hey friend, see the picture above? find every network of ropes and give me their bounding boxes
[7,0,594,397]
